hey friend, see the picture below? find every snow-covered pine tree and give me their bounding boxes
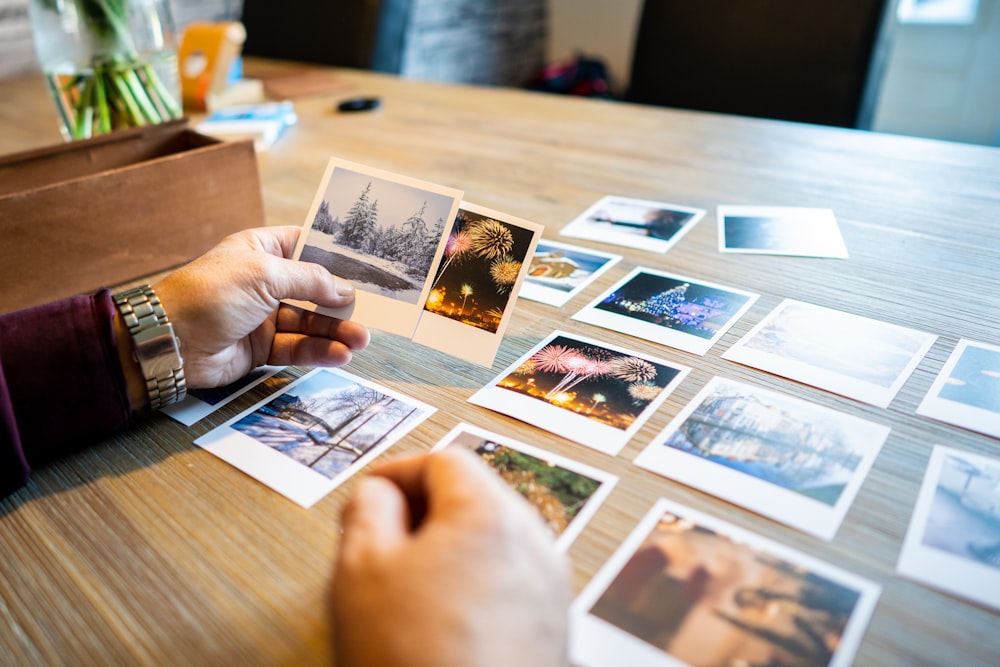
[338,183,374,249]
[313,200,335,234]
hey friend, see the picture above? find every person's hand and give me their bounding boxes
[152,226,370,390]
[332,448,572,667]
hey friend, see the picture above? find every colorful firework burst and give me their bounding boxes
[468,219,514,260]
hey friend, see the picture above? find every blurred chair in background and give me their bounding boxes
[239,0,408,72]
[627,0,890,128]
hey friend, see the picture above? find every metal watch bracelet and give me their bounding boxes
[113,285,187,410]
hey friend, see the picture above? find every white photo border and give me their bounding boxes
[572,266,759,356]
[571,498,881,667]
[917,339,1000,439]
[468,330,691,456]
[633,376,891,540]
[194,367,436,508]
[288,157,463,337]
[519,238,623,308]
[722,299,937,408]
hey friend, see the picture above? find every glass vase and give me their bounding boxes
[28,0,183,141]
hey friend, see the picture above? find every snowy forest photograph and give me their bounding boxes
[423,208,536,333]
[299,166,458,304]
[229,369,431,480]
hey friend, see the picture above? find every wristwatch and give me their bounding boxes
[113,285,187,410]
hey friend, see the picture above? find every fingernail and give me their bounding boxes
[336,281,355,297]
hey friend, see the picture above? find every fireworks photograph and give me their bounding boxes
[433,423,617,550]
[423,205,539,333]
[634,377,890,540]
[571,499,880,667]
[574,268,759,355]
[723,299,937,408]
[469,331,690,455]
[411,202,542,366]
[560,194,706,253]
[898,446,1000,613]
[290,158,462,337]
[194,368,435,508]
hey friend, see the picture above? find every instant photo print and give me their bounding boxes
[573,267,759,356]
[432,423,617,550]
[917,339,1000,439]
[469,330,690,455]
[571,499,880,667]
[634,377,891,540]
[519,239,622,308]
[898,445,1000,612]
[561,195,706,253]
[723,299,937,408]
[289,157,463,337]
[412,202,542,366]
[195,367,435,507]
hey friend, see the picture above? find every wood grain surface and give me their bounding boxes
[1,61,999,666]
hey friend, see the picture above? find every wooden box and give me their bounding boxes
[0,120,264,314]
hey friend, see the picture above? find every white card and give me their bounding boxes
[723,299,937,408]
[717,205,848,258]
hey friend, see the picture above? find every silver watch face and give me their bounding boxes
[133,323,184,378]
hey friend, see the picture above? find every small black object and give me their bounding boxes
[337,97,381,112]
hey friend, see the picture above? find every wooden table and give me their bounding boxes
[2,62,999,666]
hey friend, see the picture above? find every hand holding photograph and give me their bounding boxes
[571,499,880,667]
[432,423,618,550]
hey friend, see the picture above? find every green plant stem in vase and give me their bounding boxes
[29,0,182,140]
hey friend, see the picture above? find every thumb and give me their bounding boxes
[339,476,411,560]
[262,255,356,309]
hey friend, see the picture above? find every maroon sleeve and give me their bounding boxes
[0,289,133,497]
